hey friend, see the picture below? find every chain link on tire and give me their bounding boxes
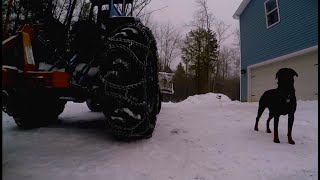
[99,22,160,140]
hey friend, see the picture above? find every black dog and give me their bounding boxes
[254,68,298,144]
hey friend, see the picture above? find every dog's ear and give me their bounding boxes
[276,68,298,79]
[291,69,298,77]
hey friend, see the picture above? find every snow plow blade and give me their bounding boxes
[158,72,174,94]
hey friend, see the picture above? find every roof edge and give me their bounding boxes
[232,0,251,20]
[247,45,319,69]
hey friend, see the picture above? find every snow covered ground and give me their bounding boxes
[2,93,318,180]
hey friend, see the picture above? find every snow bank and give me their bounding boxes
[179,93,232,105]
[177,94,318,107]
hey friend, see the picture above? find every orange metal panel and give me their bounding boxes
[21,32,36,71]
[24,71,71,88]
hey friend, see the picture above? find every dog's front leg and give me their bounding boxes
[273,116,280,143]
[288,113,295,145]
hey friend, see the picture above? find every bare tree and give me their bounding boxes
[226,27,241,79]
[220,46,240,78]
[132,0,152,16]
[56,0,68,20]
[52,0,59,15]
[214,20,232,47]
[65,0,78,32]
[232,48,240,78]
[78,0,86,19]
[233,27,240,48]
[211,20,233,92]
[138,9,158,32]
[219,46,234,80]
[12,0,22,30]
[190,0,220,91]
[185,0,235,92]
[63,0,73,25]
[185,0,215,31]
[232,28,241,79]
[2,0,14,36]
[77,0,91,20]
[156,21,182,71]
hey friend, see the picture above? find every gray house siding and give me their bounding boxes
[240,0,318,101]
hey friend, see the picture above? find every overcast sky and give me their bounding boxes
[146,0,243,69]
[148,0,242,39]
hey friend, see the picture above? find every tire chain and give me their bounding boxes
[99,22,157,137]
[99,22,153,108]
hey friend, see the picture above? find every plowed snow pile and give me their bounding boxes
[180,93,232,104]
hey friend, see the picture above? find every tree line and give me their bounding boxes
[143,0,240,101]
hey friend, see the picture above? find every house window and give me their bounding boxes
[264,0,280,28]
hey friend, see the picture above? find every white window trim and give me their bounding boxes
[264,0,281,28]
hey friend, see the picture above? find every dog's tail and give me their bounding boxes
[256,94,268,120]
[257,103,266,119]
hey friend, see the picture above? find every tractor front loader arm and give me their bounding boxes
[2,25,70,89]
[2,25,36,72]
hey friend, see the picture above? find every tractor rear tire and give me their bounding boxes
[86,99,102,112]
[100,22,160,140]
[5,89,66,129]
[158,90,162,114]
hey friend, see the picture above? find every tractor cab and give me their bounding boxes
[90,0,134,17]
[68,0,136,36]
[69,0,138,63]
[89,0,133,29]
